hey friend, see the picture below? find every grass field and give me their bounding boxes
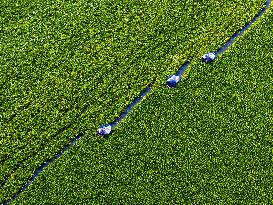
[7,2,273,205]
[1,0,270,203]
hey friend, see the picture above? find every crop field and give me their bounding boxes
[1,0,272,204]
[11,5,273,204]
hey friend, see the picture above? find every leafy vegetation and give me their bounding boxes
[10,3,273,205]
[1,0,268,203]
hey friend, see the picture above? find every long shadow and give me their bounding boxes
[175,0,272,80]
[114,85,152,125]
[2,132,85,205]
[2,103,90,204]
[214,0,272,57]
[99,85,152,139]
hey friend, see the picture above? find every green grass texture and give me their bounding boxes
[11,3,273,205]
[2,1,267,202]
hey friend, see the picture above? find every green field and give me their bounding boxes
[12,5,273,204]
[1,0,271,203]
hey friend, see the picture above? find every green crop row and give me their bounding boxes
[0,0,266,202]
[12,5,273,205]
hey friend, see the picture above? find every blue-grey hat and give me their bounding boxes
[97,124,113,136]
[201,52,216,64]
[167,75,181,88]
